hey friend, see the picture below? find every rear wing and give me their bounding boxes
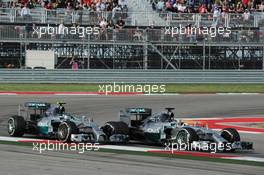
[24,102,51,110]
[126,108,152,115]
[18,102,51,120]
[120,108,152,127]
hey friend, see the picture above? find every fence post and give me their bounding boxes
[203,39,206,70]
[263,46,264,71]
[87,37,90,69]
[143,34,148,69]
[209,43,211,70]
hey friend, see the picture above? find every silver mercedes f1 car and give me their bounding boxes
[7,102,108,143]
[101,108,253,152]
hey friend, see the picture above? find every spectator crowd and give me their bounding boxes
[2,0,127,12]
[0,0,128,35]
[150,0,264,13]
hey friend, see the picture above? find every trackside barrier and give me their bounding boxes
[0,69,263,83]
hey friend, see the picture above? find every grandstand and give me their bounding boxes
[0,0,263,69]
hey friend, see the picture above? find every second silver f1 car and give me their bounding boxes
[101,108,253,152]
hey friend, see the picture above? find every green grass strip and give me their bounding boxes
[0,84,264,93]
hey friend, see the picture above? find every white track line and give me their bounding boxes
[0,136,41,142]
[216,93,260,95]
[100,145,158,152]
[0,93,17,95]
[224,156,264,162]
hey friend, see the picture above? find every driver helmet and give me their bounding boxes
[56,101,66,115]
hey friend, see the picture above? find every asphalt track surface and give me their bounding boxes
[0,94,264,175]
[1,144,264,175]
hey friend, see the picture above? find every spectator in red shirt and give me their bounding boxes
[45,2,53,9]
[199,4,208,13]
[70,57,78,70]
[83,0,92,6]
[21,0,29,7]
[242,0,250,6]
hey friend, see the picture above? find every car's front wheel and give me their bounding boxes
[221,128,241,152]
[175,127,198,150]
[7,116,26,137]
[221,128,240,142]
[101,121,129,143]
[57,121,78,142]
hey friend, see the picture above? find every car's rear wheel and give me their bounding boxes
[57,121,78,142]
[8,116,26,137]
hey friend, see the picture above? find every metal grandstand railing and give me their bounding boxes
[0,25,263,44]
[1,8,264,27]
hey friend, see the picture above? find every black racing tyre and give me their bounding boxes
[57,121,78,142]
[221,128,240,143]
[101,121,129,139]
[175,127,199,150]
[8,116,26,137]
